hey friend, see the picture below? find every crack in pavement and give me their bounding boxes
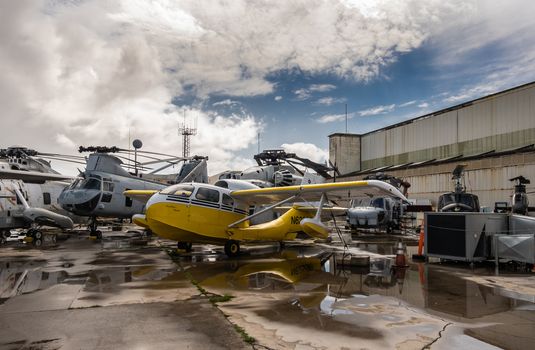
[422,322,453,349]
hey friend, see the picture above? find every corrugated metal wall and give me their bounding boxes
[343,152,535,209]
[360,83,535,165]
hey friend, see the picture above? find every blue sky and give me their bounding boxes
[2,0,535,174]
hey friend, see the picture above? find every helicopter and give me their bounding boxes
[58,143,208,238]
[510,176,531,215]
[346,173,411,233]
[437,164,480,212]
[217,149,334,188]
[0,147,85,245]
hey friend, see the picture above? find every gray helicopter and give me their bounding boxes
[217,149,334,188]
[0,146,87,245]
[58,143,208,238]
[346,173,410,233]
[437,164,480,212]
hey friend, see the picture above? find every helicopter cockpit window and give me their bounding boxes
[103,181,114,192]
[195,187,220,203]
[82,177,102,190]
[371,197,384,208]
[160,184,194,197]
[69,179,81,189]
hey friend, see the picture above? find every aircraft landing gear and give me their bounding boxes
[224,240,240,257]
[0,230,10,245]
[88,217,102,240]
[177,242,192,252]
[26,228,43,247]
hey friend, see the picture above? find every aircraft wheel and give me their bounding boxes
[224,240,240,257]
[26,228,35,237]
[51,235,57,244]
[95,230,102,240]
[34,230,43,240]
[2,230,10,239]
[34,238,43,247]
[177,242,193,252]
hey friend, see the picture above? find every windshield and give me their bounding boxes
[81,177,102,190]
[370,197,385,208]
[160,184,195,196]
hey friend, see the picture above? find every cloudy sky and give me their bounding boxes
[2,0,535,175]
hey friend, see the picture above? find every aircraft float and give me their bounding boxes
[125,179,407,257]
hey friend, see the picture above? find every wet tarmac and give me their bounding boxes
[0,227,534,349]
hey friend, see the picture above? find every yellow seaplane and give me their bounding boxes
[124,179,407,257]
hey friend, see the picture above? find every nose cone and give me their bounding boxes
[59,189,101,215]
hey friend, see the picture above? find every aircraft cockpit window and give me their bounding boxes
[70,179,81,189]
[82,177,101,190]
[371,197,384,208]
[195,187,220,203]
[222,194,234,206]
[103,182,114,192]
[160,184,194,197]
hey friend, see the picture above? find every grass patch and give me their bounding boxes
[209,294,234,304]
[233,324,256,344]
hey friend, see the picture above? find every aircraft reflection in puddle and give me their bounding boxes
[0,260,68,300]
[177,250,533,320]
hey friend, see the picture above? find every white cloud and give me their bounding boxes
[309,84,336,92]
[417,102,429,108]
[55,134,76,149]
[315,97,346,106]
[358,104,396,116]
[212,99,240,107]
[294,88,311,101]
[316,112,356,124]
[274,95,283,101]
[281,142,328,164]
[399,100,416,107]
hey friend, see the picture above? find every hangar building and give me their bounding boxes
[329,81,535,210]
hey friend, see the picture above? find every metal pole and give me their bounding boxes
[345,103,348,133]
[494,234,499,275]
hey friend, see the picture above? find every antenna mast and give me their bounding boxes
[178,110,197,158]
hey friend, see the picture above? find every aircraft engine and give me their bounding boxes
[273,170,297,187]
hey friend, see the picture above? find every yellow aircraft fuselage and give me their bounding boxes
[134,187,319,245]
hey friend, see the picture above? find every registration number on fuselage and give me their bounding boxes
[290,216,305,225]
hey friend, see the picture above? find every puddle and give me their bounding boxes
[1,229,534,349]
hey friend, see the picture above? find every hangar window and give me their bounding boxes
[195,187,220,203]
[160,184,194,197]
[43,192,51,205]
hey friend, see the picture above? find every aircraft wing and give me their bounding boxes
[124,190,159,203]
[0,169,74,183]
[230,180,407,206]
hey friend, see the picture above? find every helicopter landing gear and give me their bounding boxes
[1,230,10,245]
[88,217,103,240]
[26,228,43,246]
[177,242,192,252]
